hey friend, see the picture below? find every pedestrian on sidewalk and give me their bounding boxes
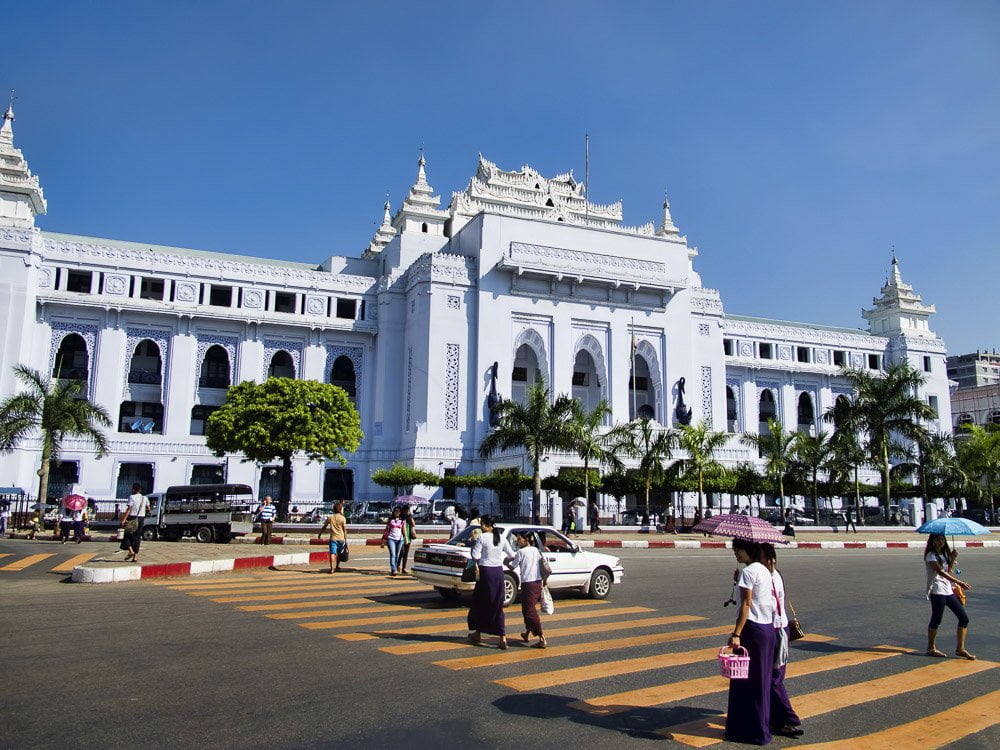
[449,505,468,539]
[381,506,405,576]
[505,532,547,648]
[120,483,150,563]
[844,508,857,533]
[317,501,348,573]
[72,506,86,543]
[467,515,515,649]
[724,538,776,746]
[761,543,803,739]
[924,533,974,660]
[589,500,600,534]
[396,504,416,575]
[58,505,73,543]
[257,496,276,545]
[0,500,9,537]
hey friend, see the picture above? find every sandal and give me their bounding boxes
[926,648,947,657]
[498,639,508,650]
[956,649,977,660]
[520,631,530,643]
[467,633,481,645]
[532,640,547,649]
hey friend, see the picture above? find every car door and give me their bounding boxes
[535,529,591,589]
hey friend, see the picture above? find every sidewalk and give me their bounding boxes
[55,526,997,583]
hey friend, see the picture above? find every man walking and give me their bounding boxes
[317,501,349,573]
[258,496,276,545]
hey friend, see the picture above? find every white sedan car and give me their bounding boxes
[412,523,624,608]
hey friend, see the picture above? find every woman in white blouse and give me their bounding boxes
[505,532,547,648]
[467,515,515,649]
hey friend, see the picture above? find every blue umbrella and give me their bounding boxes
[916,517,991,536]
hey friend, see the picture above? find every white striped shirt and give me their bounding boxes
[259,504,277,521]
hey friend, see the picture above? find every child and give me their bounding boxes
[504,533,547,648]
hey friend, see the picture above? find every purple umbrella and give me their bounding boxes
[693,513,789,545]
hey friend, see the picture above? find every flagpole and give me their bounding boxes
[585,133,589,224]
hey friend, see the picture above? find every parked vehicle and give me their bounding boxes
[353,500,394,523]
[143,484,255,543]
[430,500,456,524]
[412,523,624,608]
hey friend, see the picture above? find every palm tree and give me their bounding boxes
[479,382,577,523]
[956,425,1000,521]
[825,395,867,524]
[0,365,112,505]
[677,421,730,515]
[741,418,797,516]
[792,430,836,523]
[568,399,629,507]
[836,363,935,521]
[615,417,677,517]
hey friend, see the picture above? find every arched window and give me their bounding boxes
[511,343,540,406]
[331,355,356,400]
[200,345,230,388]
[128,340,162,385]
[268,350,295,379]
[759,388,778,429]
[726,386,738,433]
[797,392,814,434]
[989,410,1000,426]
[421,222,429,233]
[629,355,655,421]
[957,413,975,427]
[572,349,601,414]
[52,333,89,381]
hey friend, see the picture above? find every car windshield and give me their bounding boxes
[447,524,508,548]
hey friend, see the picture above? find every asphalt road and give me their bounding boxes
[2,546,998,749]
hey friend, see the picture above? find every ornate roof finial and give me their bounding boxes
[655,189,680,236]
[1,90,16,143]
[382,192,392,224]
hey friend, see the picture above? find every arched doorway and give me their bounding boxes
[331,355,356,400]
[200,345,231,388]
[268,350,295,379]
[629,355,655,421]
[128,340,162,385]
[797,392,815,435]
[52,333,89,381]
[511,343,541,405]
[758,389,776,433]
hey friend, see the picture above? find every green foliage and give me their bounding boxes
[205,378,362,518]
[568,399,628,501]
[0,365,112,502]
[371,463,439,495]
[741,418,798,514]
[482,470,532,492]
[676,421,731,513]
[541,467,602,495]
[600,470,644,499]
[614,418,677,515]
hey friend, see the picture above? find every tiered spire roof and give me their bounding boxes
[362,194,398,259]
[0,101,47,226]
[862,254,936,336]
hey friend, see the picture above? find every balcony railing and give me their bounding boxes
[199,375,231,389]
[127,368,162,385]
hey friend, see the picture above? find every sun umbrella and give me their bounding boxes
[62,493,87,512]
[916,517,991,536]
[392,495,429,507]
[692,513,790,545]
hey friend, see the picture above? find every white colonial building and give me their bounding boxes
[0,105,953,514]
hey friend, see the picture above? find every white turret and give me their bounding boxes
[362,194,398,259]
[655,192,680,237]
[0,102,47,228]
[392,150,449,236]
[862,254,937,337]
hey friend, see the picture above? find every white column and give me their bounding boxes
[163,333,197,437]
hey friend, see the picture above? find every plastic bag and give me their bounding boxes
[540,584,554,615]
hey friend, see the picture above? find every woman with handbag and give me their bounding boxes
[120,483,150,563]
[505,533,548,648]
[467,515,515,649]
[924,533,974,659]
[724,538,776,746]
[761,543,803,739]
[380,506,406,576]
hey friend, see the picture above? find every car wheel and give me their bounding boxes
[195,525,214,544]
[435,586,460,601]
[141,526,157,541]
[502,572,518,608]
[588,568,612,599]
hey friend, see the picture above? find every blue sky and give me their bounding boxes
[5,1,998,354]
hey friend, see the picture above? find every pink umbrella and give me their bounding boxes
[693,513,789,545]
[62,493,87,512]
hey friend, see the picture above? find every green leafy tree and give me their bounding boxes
[956,425,1000,520]
[732,462,765,514]
[676,421,730,515]
[792,430,837,523]
[205,378,362,521]
[835,363,935,520]
[615,417,677,516]
[444,473,487,511]
[541,467,602,497]
[741,418,798,516]
[825,393,869,524]
[371,463,438,496]
[0,365,111,504]
[479,383,577,523]
[568,399,629,504]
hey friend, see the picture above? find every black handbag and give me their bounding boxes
[786,597,805,641]
[461,560,478,583]
[339,541,350,562]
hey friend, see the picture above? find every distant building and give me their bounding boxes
[947,351,1000,389]
[951,385,1000,431]
[0,105,954,511]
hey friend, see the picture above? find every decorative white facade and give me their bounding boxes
[0,106,953,510]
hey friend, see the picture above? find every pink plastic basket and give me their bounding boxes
[718,646,750,679]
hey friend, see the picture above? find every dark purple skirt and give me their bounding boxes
[467,565,506,636]
[521,580,543,636]
[771,626,800,729]
[725,620,775,745]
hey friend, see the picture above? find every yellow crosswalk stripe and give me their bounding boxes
[504,633,837,694]
[656,645,916,745]
[267,602,458,620]
[186,578,414,595]
[158,567,387,587]
[0,554,11,560]
[210,583,424,603]
[51,553,96,572]
[434,622,732,671]
[300,600,617,631]
[794,688,1000,750]
[0,553,56,571]
[239,592,436,612]
[345,601,626,642]
[382,614,707,655]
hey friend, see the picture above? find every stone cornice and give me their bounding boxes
[40,236,376,293]
[404,252,477,291]
[723,318,881,348]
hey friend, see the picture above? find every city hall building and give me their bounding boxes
[0,105,954,513]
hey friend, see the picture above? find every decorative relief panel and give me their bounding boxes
[723,317,884,348]
[305,295,326,316]
[698,323,710,336]
[850,352,866,368]
[814,349,829,365]
[405,347,413,431]
[175,282,198,303]
[447,295,461,310]
[725,378,742,432]
[242,289,264,309]
[508,241,668,279]
[445,344,460,430]
[778,345,792,361]
[37,267,52,289]
[324,345,363,389]
[104,274,129,296]
[262,338,303,380]
[701,366,713,428]
[739,341,754,358]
